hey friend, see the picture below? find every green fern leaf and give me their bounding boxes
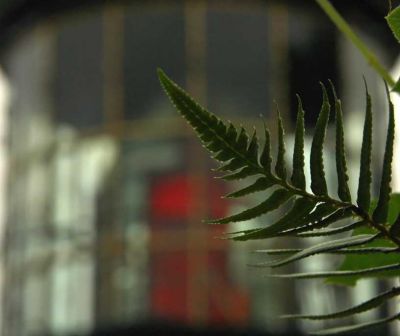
[275,108,287,180]
[310,311,400,335]
[219,166,258,181]
[357,82,372,212]
[256,247,398,256]
[296,221,364,237]
[237,127,250,152]
[231,197,317,240]
[269,260,400,279]
[256,234,377,268]
[329,195,400,286]
[248,129,259,163]
[255,248,302,256]
[326,247,399,254]
[225,177,274,198]
[390,213,400,235]
[372,85,395,224]
[158,69,262,180]
[277,207,352,237]
[291,95,306,189]
[215,158,245,172]
[231,202,336,240]
[231,203,347,240]
[282,287,400,321]
[310,83,330,196]
[207,188,292,224]
[330,81,351,202]
[260,125,272,173]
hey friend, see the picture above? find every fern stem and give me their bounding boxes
[351,206,400,248]
[223,147,400,247]
[314,0,395,87]
[271,174,400,248]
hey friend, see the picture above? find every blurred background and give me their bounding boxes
[0,0,398,335]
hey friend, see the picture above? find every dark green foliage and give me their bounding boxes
[357,82,372,212]
[310,84,330,196]
[268,261,400,279]
[309,312,400,335]
[373,85,395,224]
[330,81,351,202]
[207,188,292,225]
[282,287,400,320]
[158,69,400,335]
[275,108,287,180]
[231,197,317,240]
[291,96,306,189]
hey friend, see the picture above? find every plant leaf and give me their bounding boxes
[275,108,287,180]
[330,81,351,202]
[256,247,399,256]
[231,202,337,239]
[296,221,364,237]
[278,206,352,237]
[231,197,317,241]
[310,311,400,335]
[225,177,274,198]
[392,77,400,94]
[218,166,258,181]
[247,129,259,163]
[310,83,330,196]
[260,124,272,172]
[329,194,400,286]
[390,213,400,236]
[291,95,306,189]
[158,69,262,179]
[386,6,400,43]
[357,81,372,212]
[268,262,400,279]
[389,195,400,237]
[216,157,245,172]
[372,84,395,224]
[256,234,378,268]
[208,188,292,224]
[282,286,400,320]
[230,205,349,240]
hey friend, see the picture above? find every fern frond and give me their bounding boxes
[291,95,306,189]
[310,83,330,196]
[256,247,399,256]
[373,84,395,224]
[282,287,400,320]
[207,189,292,224]
[296,220,364,237]
[229,202,338,240]
[275,107,287,180]
[158,69,262,180]
[231,197,317,240]
[310,312,400,335]
[330,81,351,202]
[158,69,400,334]
[260,124,272,172]
[268,261,400,279]
[390,213,400,235]
[225,177,274,198]
[253,234,378,268]
[357,81,372,212]
[274,207,353,237]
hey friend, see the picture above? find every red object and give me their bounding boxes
[149,173,249,325]
[151,175,193,220]
[151,252,188,320]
